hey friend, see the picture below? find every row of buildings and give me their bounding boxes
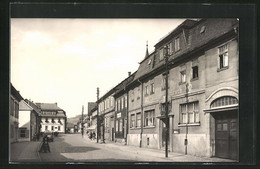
[87,19,239,160]
[10,83,67,143]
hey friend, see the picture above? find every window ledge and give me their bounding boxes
[178,122,200,127]
[130,127,141,130]
[217,66,229,72]
[143,126,156,129]
[190,77,199,82]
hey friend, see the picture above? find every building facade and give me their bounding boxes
[10,84,23,143]
[36,103,67,134]
[125,19,238,160]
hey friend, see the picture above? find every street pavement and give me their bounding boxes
[9,133,237,164]
[10,140,41,163]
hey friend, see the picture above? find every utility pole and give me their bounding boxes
[164,45,169,158]
[97,87,99,143]
[81,105,84,138]
[185,83,189,155]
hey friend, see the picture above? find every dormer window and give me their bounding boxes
[159,48,164,61]
[175,37,180,52]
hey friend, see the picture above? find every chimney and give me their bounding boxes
[128,72,131,77]
[55,102,57,105]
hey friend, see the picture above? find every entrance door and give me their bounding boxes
[162,122,167,147]
[215,110,238,160]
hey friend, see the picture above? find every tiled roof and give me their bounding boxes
[132,19,238,83]
[114,71,136,97]
[24,99,41,115]
[10,83,23,101]
[36,103,63,110]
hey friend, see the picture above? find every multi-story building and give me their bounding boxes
[18,99,41,141]
[114,72,135,144]
[125,19,238,160]
[36,103,67,134]
[10,83,23,143]
[97,89,116,142]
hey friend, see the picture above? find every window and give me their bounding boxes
[150,83,155,94]
[119,119,123,132]
[10,98,14,116]
[144,110,155,127]
[58,126,60,131]
[131,90,134,102]
[175,37,180,51]
[180,71,186,83]
[169,42,173,54]
[45,126,48,130]
[137,87,140,100]
[15,102,19,118]
[11,125,14,138]
[159,48,164,61]
[192,66,199,79]
[45,118,49,123]
[121,97,124,109]
[52,118,55,123]
[210,96,238,108]
[219,44,228,69]
[145,85,149,96]
[160,102,171,115]
[130,114,135,128]
[136,113,141,127]
[125,96,127,108]
[115,100,117,111]
[20,129,26,138]
[51,126,54,130]
[179,102,199,124]
[162,75,166,90]
[116,120,118,132]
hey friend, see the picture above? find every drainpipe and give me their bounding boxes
[138,79,143,148]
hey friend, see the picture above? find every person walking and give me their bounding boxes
[39,135,50,153]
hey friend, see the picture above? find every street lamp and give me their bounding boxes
[164,45,170,158]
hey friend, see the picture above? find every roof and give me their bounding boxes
[88,102,96,115]
[114,71,136,98]
[36,103,63,111]
[24,99,41,115]
[131,19,238,85]
[11,83,23,101]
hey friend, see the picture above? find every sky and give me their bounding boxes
[11,18,185,118]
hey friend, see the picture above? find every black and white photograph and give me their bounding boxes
[7,3,256,166]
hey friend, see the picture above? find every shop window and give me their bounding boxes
[130,114,135,128]
[179,101,199,124]
[218,44,229,70]
[136,113,141,127]
[192,66,199,79]
[144,110,155,127]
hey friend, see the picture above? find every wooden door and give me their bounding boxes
[215,110,238,160]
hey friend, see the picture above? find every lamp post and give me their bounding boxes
[81,105,84,138]
[164,45,169,158]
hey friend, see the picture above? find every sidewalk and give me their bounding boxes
[10,141,41,163]
[84,137,237,163]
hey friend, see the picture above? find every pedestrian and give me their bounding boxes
[92,132,96,140]
[36,132,40,141]
[39,135,50,153]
